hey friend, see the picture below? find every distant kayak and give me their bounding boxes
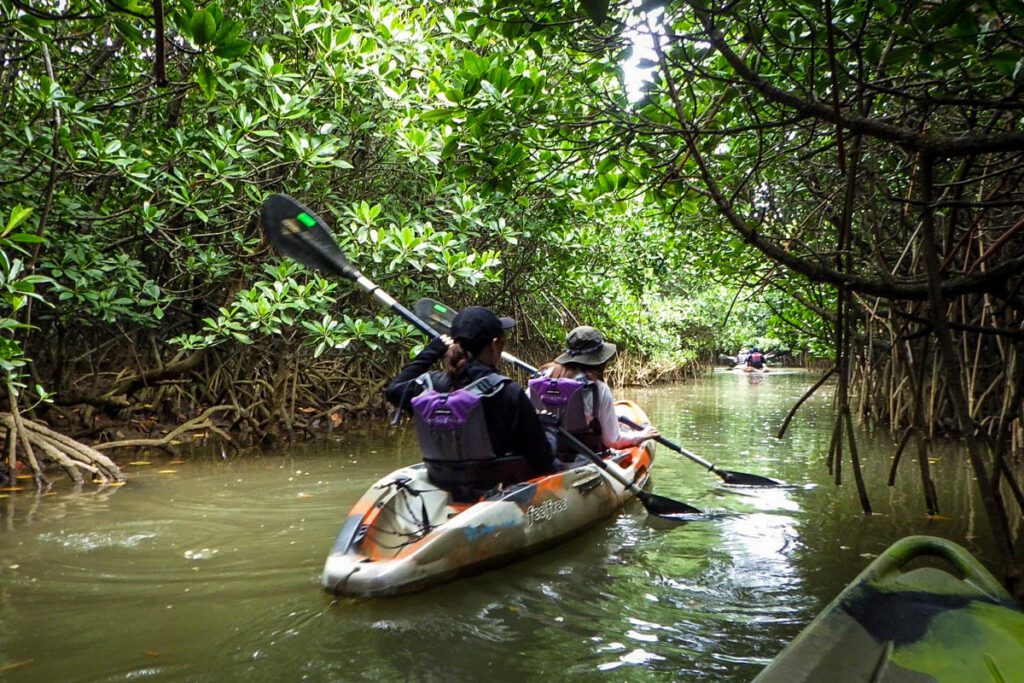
[322,400,657,598]
[754,535,1024,682]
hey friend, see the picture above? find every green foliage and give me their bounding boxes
[450,0,1024,369]
[5,0,905,418]
[0,0,528,380]
[580,0,611,26]
[172,261,419,355]
[41,234,169,326]
[0,206,53,384]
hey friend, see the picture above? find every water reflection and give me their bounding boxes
[0,372,1005,682]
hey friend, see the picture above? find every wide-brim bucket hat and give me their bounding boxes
[555,326,617,366]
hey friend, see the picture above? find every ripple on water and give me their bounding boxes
[597,647,667,671]
[37,529,158,552]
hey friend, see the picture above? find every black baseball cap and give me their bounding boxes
[450,306,515,354]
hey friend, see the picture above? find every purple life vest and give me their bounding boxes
[528,375,601,449]
[411,373,509,462]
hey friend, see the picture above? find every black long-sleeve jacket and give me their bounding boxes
[385,338,554,476]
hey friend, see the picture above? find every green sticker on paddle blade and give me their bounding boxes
[433,304,448,313]
[296,212,316,227]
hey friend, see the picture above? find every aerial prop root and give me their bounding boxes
[0,413,124,486]
[93,405,238,455]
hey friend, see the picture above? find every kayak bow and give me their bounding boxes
[755,535,1024,682]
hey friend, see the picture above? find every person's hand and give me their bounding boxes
[536,409,561,426]
[424,334,454,356]
[638,426,660,440]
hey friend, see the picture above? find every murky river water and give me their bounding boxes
[0,370,1005,681]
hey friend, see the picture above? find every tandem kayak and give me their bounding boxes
[755,535,1024,682]
[322,400,656,598]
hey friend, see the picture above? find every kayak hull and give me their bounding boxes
[322,400,656,598]
[755,535,1024,682]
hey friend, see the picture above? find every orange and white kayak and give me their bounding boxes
[322,400,656,598]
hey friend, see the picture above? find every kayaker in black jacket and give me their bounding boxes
[385,306,555,500]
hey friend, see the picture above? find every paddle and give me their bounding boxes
[617,416,786,487]
[414,299,540,377]
[417,297,787,488]
[260,194,701,520]
[262,194,438,338]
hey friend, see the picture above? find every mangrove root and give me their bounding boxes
[94,405,238,455]
[0,412,124,487]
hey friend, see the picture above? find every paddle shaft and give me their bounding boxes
[556,420,658,500]
[352,273,439,340]
[619,415,718,472]
[618,415,785,486]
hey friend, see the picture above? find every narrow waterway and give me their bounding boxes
[0,370,1005,681]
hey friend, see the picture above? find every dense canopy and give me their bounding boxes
[1,0,1022,591]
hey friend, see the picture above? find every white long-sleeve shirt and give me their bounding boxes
[589,381,649,449]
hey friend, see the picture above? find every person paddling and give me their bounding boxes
[385,306,555,501]
[745,346,766,371]
[529,326,658,461]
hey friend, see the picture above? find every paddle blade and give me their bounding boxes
[637,490,702,519]
[414,298,457,334]
[261,193,360,281]
[718,470,788,487]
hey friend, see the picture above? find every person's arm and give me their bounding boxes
[384,337,449,409]
[594,382,658,448]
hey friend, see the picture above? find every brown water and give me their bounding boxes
[0,370,1006,681]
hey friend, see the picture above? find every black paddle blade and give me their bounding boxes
[414,298,457,334]
[718,470,788,487]
[637,490,702,519]
[261,193,360,281]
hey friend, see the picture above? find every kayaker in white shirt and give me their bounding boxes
[530,326,658,460]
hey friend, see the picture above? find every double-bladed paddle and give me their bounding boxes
[261,193,701,520]
[416,297,787,488]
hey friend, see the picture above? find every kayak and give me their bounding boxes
[322,400,657,598]
[733,365,769,373]
[754,535,1024,682]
